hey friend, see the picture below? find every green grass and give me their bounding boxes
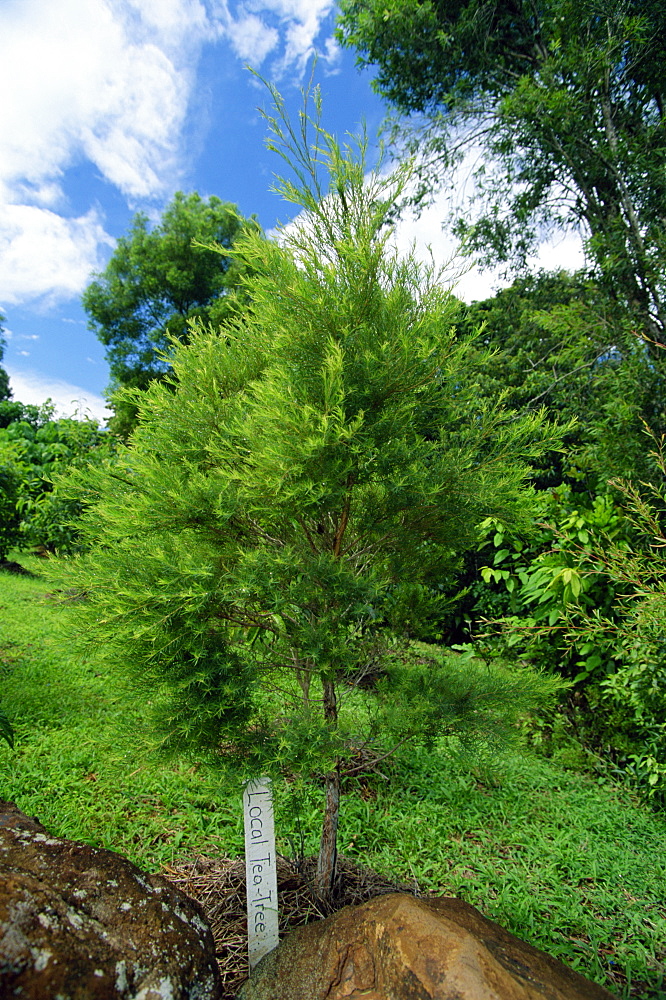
[0,556,247,862]
[1,555,665,998]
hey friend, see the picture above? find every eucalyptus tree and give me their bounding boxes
[57,85,563,896]
[337,0,666,348]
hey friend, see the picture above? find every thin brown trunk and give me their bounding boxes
[293,652,312,707]
[315,678,340,899]
[315,769,340,899]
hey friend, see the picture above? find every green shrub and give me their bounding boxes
[0,442,29,561]
[0,415,116,555]
[467,437,666,801]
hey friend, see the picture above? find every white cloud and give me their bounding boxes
[0,0,206,202]
[224,12,279,62]
[5,366,112,425]
[217,0,339,76]
[129,0,209,42]
[279,1,338,74]
[0,205,113,306]
[0,0,343,308]
[0,0,213,306]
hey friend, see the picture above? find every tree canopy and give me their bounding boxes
[337,0,666,347]
[82,192,258,434]
[456,270,666,488]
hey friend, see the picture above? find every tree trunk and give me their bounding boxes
[315,678,340,899]
[315,768,340,899]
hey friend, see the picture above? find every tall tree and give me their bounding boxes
[83,192,258,434]
[57,85,563,897]
[0,314,11,402]
[337,0,666,348]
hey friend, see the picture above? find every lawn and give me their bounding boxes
[1,556,665,998]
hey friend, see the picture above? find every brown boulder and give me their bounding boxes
[237,892,615,1000]
[0,800,222,999]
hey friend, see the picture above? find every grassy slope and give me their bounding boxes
[0,557,664,998]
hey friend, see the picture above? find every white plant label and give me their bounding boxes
[243,776,279,969]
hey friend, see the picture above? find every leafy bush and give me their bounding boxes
[0,441,29,561]
[0,415,115,555]
[465,444,666,801]
[452,487,624,655]
[0,399,55,430]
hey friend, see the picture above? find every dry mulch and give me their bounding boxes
[161,853,416,998]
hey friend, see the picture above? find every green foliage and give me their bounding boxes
[0,440,27,561]
[451,487,627,646]
[465,445,666,801]
[554,443,666,801]
[457,270,666,488]
[473,491,629,660]
[0,399,56,430]
[0,414,115,556]
[337,0,666,347]
[83,192,258,435]
[54,85,568,886]
[376,643,563,753]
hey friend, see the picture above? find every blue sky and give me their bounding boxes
[0,0,584,424]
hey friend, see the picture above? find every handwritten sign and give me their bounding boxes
[243,776,279,969]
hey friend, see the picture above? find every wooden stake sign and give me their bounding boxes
[243,776,279,969]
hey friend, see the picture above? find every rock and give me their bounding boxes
[0,800,222,999]
[237,891,615,1000]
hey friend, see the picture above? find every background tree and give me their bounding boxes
[0,314,12,402]
[57,85,564,898]
[0,441,25,564]
[455,270,666,488]
[337,0,666,348]
[83,192,259,435]
[0,399,55,430]
[0,399,55,562]
[471,431,666,804]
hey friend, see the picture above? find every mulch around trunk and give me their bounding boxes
[161,854,416,998]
